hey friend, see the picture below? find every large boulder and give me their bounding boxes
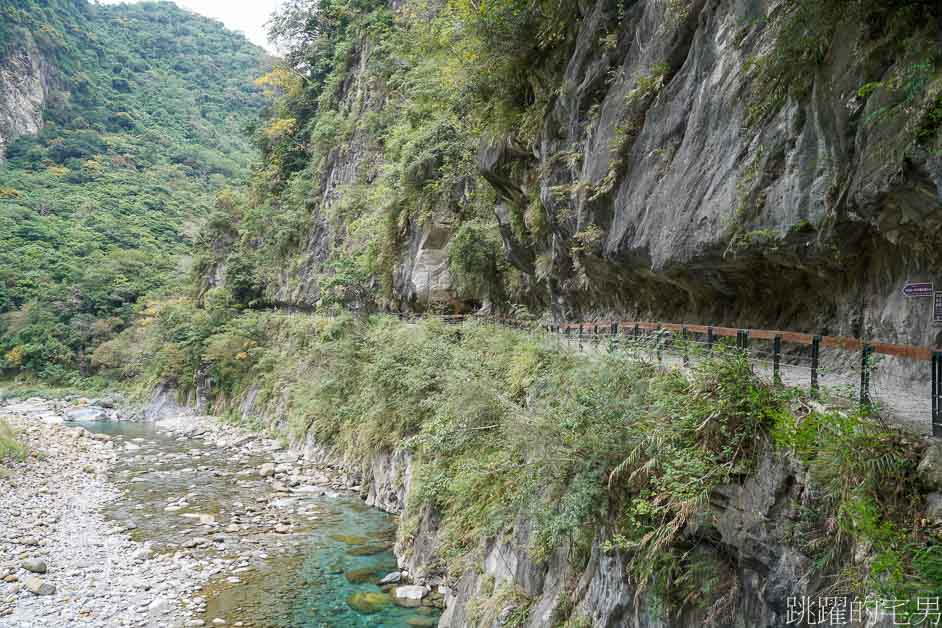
[395,585,429,600]
[347,591,391,614]
[64,406,108,422]
[22,559,46,574]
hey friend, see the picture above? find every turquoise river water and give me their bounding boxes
[78,420,440,627]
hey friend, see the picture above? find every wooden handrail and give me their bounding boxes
[552,319,937,362]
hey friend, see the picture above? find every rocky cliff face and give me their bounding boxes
[241,0,941,348]
[0,33,53,161]
[296,416,907,628]
[481,0,942,346]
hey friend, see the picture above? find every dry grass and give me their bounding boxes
[0,418,26,462]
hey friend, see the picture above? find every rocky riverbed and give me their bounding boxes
[0,398,442,627]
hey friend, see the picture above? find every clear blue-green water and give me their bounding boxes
[204,498,438,627]
[77,420,440,627]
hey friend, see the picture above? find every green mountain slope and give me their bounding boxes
[0,0,270,380]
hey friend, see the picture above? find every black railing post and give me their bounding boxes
[811,335,821,397]
[737,330,750,354]
[860,344,874,408]
[707,327,714,353]
[682,326,689,366]
[773,335,782,386]
[933,352,942,437]
[656,326,662,364]
[578,325,583,351]
[634,324,640,340]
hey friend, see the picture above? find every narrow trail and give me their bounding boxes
[548,332,933,437]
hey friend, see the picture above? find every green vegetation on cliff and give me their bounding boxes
[193,0,583,311]
[0,0,270,381]
[194,0,942,319]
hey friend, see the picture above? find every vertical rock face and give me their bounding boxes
[239,0,942,349]
[261,38,463,312]
[0,35,52,161]
[482,0,942,345]
[288,417,876,628]
[396,222,456,310]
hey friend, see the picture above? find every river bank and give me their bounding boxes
[0,398,205,627]
[0,398,441,627]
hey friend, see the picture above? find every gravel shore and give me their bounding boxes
[0,398,366,627]
[0,399,213,627]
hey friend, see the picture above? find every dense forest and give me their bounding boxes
[0,0,270,381]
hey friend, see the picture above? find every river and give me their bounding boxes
[74,418,440,627]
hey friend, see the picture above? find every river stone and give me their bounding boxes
[395,585,428,600]
[64,407,108,422]
[347,544,389,556]
[347,591,391,614]
[406,617,437,627]
[379,571,401,585]
[258,463,275,478]
[22,559,46,574]
[148,596,169,612]
[24,576,55,596]
[345,567,382,584]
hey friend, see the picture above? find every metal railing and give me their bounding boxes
[403,313,942,438]
[550,320,941,437]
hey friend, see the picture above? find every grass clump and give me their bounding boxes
[0,419,26,462]
[773,408,941,617]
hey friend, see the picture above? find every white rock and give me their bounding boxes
[394,585,428,600]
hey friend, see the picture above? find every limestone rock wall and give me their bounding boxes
[484,0,942,347]
[0,33,53,161]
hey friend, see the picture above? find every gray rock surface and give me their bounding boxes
[0,33,52,161]
[21,560,45,575]
[23,576,54,596]
[918,444,942,490]
[394,585,428,601]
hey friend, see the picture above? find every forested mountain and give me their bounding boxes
[0,0,270,380]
